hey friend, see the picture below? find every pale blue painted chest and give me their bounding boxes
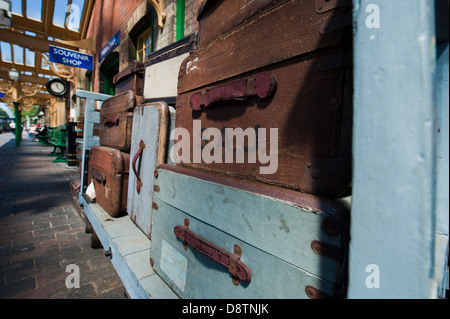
[150,165,349,299]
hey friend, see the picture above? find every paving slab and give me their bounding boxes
[0,132,126,299]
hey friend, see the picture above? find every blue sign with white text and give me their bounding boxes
[99,31,121,62]
[49,46,93,70]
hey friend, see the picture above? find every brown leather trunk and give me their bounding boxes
[113,60,145,96]
[175,0,353,198]
[196,0,291,49]
[99,90,136,152]
[88,146,130,217]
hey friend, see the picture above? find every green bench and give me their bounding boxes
[36,127,55,145]
[48,125,67,163]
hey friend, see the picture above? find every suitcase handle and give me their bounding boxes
[174,218,251,286]
[91,168,106,185]
[132,140,145,194]
[189,72,276,111]
[103,115,119,126]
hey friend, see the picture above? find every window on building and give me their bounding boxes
[27,0,43,21]
[53,0,69,27]
[25,49,35,67]
[11,0,22,15]
[13,45,24,65]
[136,29,151,63]
[1,42,12,62]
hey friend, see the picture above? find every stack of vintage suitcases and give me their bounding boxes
[87,0,353,299]
[87,61,144,219]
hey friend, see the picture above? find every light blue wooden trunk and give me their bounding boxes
[127,102,175,237]
[150,166,349,299]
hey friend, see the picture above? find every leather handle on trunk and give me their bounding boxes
[190,72,276,111]
[174,219,251,286]
[132,140,145,194]
[103,115,119,126]
[91,168,106,185]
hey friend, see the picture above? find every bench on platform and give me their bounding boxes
[48,125,67,163]
[35,126,55,145]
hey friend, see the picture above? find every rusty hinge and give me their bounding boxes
[321,217,342,236]
[229,245,243,286]
[305,286,333,299]
[311,240,344,262]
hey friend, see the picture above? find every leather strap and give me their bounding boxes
[174,219,251,285]
[131,140,145,193]
[190,72,276,111]
[91,168,106,185]
[103,115,120,128]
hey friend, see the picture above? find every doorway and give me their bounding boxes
[100,52,119,96]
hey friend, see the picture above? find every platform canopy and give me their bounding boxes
[0,0,95,109]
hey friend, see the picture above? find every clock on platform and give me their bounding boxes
[46,78,69,97]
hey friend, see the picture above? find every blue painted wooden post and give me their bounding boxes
[349,0,439,298]
[434,42,449,297]
[76,90,111,201]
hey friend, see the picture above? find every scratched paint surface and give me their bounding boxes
[150,168,347,298]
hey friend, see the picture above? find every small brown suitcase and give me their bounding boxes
[113,60,145,96]
[88,146,130,217]
[175,0,353,198]
[99,90,136,152]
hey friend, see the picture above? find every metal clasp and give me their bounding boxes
[229,244,242,286]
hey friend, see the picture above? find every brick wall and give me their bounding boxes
[85,0,144,92]
[152,0,176,51]
[185,0,202,37]
[84,0,203,93]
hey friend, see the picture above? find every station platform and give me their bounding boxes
[0,132,126,299]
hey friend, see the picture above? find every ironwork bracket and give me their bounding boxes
[148,0,167,29]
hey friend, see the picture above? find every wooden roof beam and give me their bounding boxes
[12,14,81,41]
[80,0,95,39]
[0,71,50,86]
[43,0,56,35]
[0,28,78,52]
[1,60,53,74]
